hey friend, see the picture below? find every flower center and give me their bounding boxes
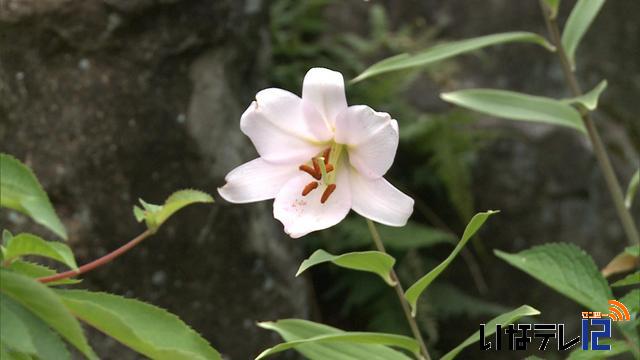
[298,144,343,203]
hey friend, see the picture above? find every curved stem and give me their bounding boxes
[37,230,153,284]
[539,1,639,245]
[366,219,432,360]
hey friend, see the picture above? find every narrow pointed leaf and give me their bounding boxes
[352,32,553,82]
[256,319,412,360]
[296,250,396,286]
[134,189,213,232]
[441,89,586,133]
[1,295,70,360]
[601,251,638,278]
[0,154,67,240]
[564,80,607,111]
[405,210,499,316]
[57,290,221,360]
[0,271,96,359]
[611,272,640,287]
[625,170,639,209]
[4,233,78,270]
[441,305,540,360]
[7,261,81,286]
[255,330,419,359]
[561,0,606,69]
[495,243,612,311]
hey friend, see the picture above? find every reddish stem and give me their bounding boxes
[37,230,153,284]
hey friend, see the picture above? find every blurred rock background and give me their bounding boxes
[1,0,638,359]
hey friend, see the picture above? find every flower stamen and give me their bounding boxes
[299,165,321,180]
[312,158,321,175]
[302,181,319,196]
[322,148,331,165]
[320,184,337,204]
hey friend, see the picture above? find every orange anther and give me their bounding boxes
[325,164,334,172]
[312,158,321,175]
[320,184,337,204]
[322,148,331,164]
[302,181,319,196]
[299,165,321,180]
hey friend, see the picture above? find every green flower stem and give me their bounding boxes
[37,230,153,284]
[539,1,639,246]
[366,219,432,360]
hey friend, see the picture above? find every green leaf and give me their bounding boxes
[561,0,606,69]
[620,289,640,316]
[625,169,639,209]
[353,32,553,83]
[405,210,499,316]
[133,189,213,232]
[611,272,640,287]
[567,339,630,359]
[7,260,81,286]
[3,230,13,245]
[336,219,455,251]
[0,154,67,240]
[0,295,38,355]
[57,290,221,360]
[4,233,77,269]
[256,319,412,360]
[0,270,96,359]
[564,80,607,111]
[495,243,612,311]
[1,294,70,360]
[441,305,541,360]
[297,250,396,286]
[440,89,586,133]
[544,0,560,18]
[256,328,418,359]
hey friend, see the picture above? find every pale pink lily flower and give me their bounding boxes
[218,68,414,238]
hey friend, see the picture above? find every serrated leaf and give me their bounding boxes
[564,80,607,111]
[352,32,553,82]
[611,272,640,287]
[134,189,213,232]
[57,290,221,360]
[7,260,81,286]
[336,219,455,251]
[1,294,70,360]
[405,210,498,316]
[625,170,639,209]
[0,154,67,240]
[0,295,38,355]
[561,0,606,69]
[440,89,586,133]
[297,250,396,286]
[620,289,640,316]
[255,327,418,359]
[495,243,612,312]
[0,270,96,359]
[256,319,412,360]
[567,339,630,359]
[441,305,541,360]
[4,233,77,270]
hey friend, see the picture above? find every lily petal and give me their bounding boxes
[349,168,414,226]
[302,68,348,128]
[274,165,351,238]
[218,158,298,203]
[335,105,399,178]
[240,100,324,164]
